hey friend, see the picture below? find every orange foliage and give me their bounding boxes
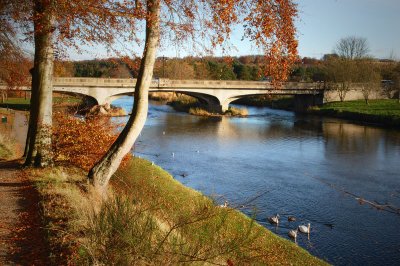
[4,0,297,82]
[52,112,131,171]
[0,1,31,88]
[0,56,31,88]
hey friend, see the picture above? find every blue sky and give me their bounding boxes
[70,0,400,60]
[295,0,400,59]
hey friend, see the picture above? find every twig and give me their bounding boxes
[307,174,400,215]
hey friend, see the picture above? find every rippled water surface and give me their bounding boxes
[114,97,400,265]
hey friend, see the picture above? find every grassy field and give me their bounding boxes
[27,157,327,265]
[0,96,83,111]
[320,99,400,116]
[0,97,31,110]
[311,99,400,127]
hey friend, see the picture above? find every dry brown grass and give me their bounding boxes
[149,92,195,103]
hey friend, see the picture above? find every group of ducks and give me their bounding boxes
[267,214,311,242]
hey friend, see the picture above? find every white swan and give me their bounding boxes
[267,214,280,225]
[288,229,298,240]
[219,200,228,208]
[298,223,311,234]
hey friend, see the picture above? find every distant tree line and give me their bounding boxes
[54,55,266,81]
[53,53,399,86]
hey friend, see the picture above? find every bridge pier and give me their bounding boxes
[293,93,324,113]
[205,103,228,114]
[220,102,229,113]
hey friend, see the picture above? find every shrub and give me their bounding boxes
[52,112,131,171]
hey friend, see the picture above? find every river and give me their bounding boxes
[112,96,400,265]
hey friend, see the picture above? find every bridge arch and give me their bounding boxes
[104,90,224,113]
[171,91,222,112]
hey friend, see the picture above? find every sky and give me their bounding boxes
[69,0,400,60]
[295,0,400,59]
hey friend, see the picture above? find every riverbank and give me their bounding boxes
[307,99,400,128]
[233,96,400,128]
[25,157,326,265]
[0,96,81,111]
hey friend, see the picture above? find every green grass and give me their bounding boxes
[28,158,327,265]
[0,96,83,111]
[321,99,400,116]
[1,97,31,105]
[0,98,31,110]
[53,96,83,105]
[312,99,400,127]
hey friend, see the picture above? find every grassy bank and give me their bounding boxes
[309,99,400,128]
[0,96,84,111]
[0,98,31,111]
[26,157,326,265]
[0,96,126,116]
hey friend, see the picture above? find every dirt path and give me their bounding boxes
[0,160,49,265]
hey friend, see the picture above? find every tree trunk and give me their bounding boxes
[88,0,161,195]
[24,0,54,167]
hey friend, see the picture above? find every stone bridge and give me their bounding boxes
[50,77,325,112]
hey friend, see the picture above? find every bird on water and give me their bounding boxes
[298,223,311,234]
[288,229,298,240]
[267,214,280,225]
